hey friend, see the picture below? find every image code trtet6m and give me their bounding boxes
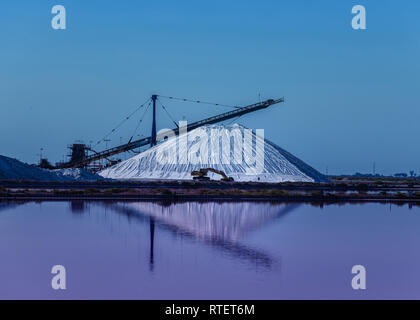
[0,0,419,309]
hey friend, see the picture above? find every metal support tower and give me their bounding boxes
[151,94,157,147]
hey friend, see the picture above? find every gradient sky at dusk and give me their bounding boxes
[0,0,419,175]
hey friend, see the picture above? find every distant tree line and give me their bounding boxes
[351,171,417,178]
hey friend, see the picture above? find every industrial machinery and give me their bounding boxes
[191,168,234,182]
[50,94,284,169]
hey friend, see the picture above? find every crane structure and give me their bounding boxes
[54,95,285,169]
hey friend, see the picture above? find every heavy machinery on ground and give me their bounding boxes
[191,168,234,182]
[46,94,284,170]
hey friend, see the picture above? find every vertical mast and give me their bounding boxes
[151,94,157,147]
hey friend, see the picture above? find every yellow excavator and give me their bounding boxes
[191,168,234,182]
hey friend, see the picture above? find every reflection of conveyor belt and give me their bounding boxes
[108,201,300,271]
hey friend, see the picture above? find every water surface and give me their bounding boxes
[0,200,419,299]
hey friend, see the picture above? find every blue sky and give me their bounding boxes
[0,0,419,175]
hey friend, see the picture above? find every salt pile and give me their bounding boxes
[0,155,105,182]
[0,155,66,181]
[100,124,326,183]
[53,168,107,182]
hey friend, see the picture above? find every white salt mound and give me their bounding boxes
[100,124,327,183]
[0,155,106,182]
[0,155,66,181]
[53,168,107,182]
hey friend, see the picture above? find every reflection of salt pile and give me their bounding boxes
[100,124,326,182]
[0,155,105,181]
[124,201,295,242]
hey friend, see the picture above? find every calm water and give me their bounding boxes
[0,200,420,299]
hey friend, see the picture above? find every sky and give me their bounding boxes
[0,0,419,175]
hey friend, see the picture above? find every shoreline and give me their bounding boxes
[2,193,420,204]
[2,177,420,204]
